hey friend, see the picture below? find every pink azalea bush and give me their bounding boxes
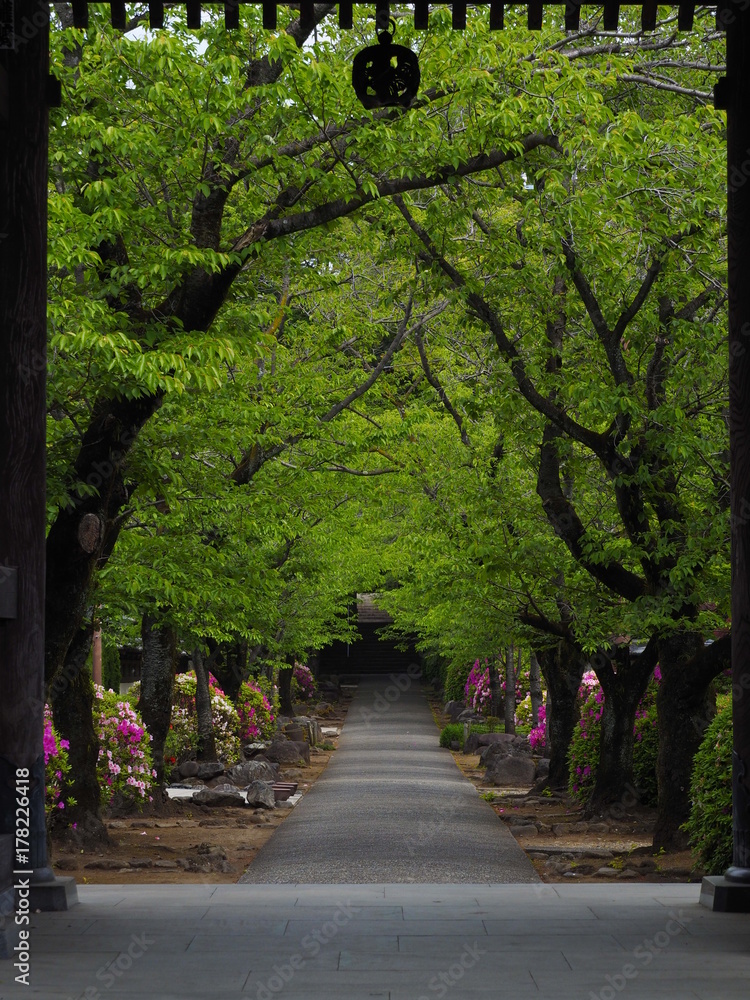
[292,662,316,703]
[464,659,491,714]
[568,666,661,805]
[528,703,547,752]
[161,671,241,765]
[94,686,156,809]
[43,705,75,820]
[236,678,276,742]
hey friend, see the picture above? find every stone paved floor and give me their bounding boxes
[241,674,538,883]
[1,883,748,999]
[3,675,747,998]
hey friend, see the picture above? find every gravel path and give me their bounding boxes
[240,673,539,883]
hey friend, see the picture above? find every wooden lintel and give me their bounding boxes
[262,0,276,28]
[71,0,89,29]
[414,0,429,29]
[565,0,581,30]
[225,0,240,29]
[0,64,7,124]
[603,1,620,29]
[110,0,126,30]
[489,1,504,30]
[452,1,467,29]
[186,0,201,27]
[641,0,657,30]
[300,0,315,31]
[338,0,353,28]
[528,0,543,29]
[678,3,694,30]
[149,1,165,29]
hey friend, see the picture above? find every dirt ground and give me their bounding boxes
[53,687,703,886]
[449,749,702,885]
[50,698,350,886]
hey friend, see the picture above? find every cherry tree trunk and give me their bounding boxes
[139,613,177,786]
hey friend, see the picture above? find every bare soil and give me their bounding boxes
[50,698,350,885]
[450,749,703,884]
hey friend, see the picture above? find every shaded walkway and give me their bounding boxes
[241,673,538,883]
[4,883,747,999]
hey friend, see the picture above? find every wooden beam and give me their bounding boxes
[603,1,620,30]
[263,0,276,28]
[149,1,164,29]
[528,0,543,30]
[375,0,389,32]
[71,0,89,29]
[224,0,239,29]
[338,0,353,28]
[726,3,750,892]
[414,0,429,29]
[452,0,467,29]
[678,2,694,30]
[300,0,315,31]
[565,0,581,30]
[110,0,126,30]
[641,0,657,30]
[186,0,201,28]
[489,0,504,30]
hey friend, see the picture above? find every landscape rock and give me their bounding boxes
[457,709,481,723]
[463,734,481,755]
[195,761,225,780]
[587,822,610,834]
[192,786,245,807]
[444,700,465,721]
[244,780,276,809]
[595,867,620,878]
[313,702,333,717]
[485,754,537,787]
[227,760,279,786]
[477,733,517,747]
[265,739,309,765]
[178,760,200,778]
[508,824,539,838]
[153,860,179,870]
[534,759,550,781]
[479,738,532,767]
[616,869,639,879]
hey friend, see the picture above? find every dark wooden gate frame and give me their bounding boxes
[2,3,750,924]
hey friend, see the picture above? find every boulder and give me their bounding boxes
[195,761,225,780]
[479,738,532,767]
[477,733,517,747]
[485,755,537,787]
[227,760,279,786]
[192,786,245,807]
[444,700,465,721]
[463,734,481,755]
[313,702,333,718]
[535,758,550,782]
[292,740,310,764]
[457,709,481,723]
[244,780,276,809]
[178,760,200,778]
[265,739,307,765]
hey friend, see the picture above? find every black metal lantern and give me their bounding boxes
[352,21,420,110]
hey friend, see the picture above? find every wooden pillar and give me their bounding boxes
[726,4,750,886]
[0,1,53,923]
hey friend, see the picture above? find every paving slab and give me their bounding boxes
[1,883,748,1000]
[240,675,539,883]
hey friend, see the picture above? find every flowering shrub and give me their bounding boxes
[528,704,547,752]
[236,679,276,741]
[567,669,660,806]
[44,705,75,821]
[292,663,316,703]
[94,686,156,809]
[684,697,732,873]
[164,671,241,766]
[464,659,491,714]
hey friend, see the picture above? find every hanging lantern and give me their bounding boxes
[352,21,420,110]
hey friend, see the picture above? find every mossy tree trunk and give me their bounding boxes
[138,613,177,787]
[538,640,585,789]
[193,648,217,762]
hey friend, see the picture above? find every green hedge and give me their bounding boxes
[684,698,733,874]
